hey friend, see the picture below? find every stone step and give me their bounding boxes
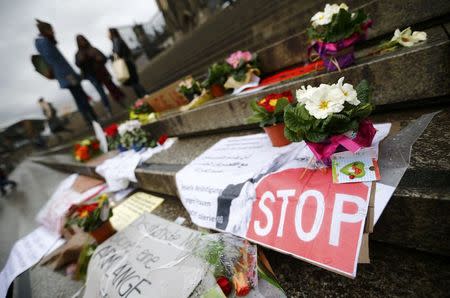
[143,32,450,137]
[33,107,450,255]
[140,0,450,93]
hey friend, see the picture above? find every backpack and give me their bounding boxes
[31,54,55,79]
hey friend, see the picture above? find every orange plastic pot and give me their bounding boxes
[210,84,226,98]
[90,220,116,244]
[263,123,291,147]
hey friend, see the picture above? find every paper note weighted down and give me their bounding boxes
[110,192,165,231]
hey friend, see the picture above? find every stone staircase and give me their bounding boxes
[32,0,450,295]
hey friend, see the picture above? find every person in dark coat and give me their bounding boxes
[34,19,97,126]
[75,35,126,115]
[0,167,17,196]
[108,28,147,98]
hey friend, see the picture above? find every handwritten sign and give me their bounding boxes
[110,192,164,231]
[84,213,204,298]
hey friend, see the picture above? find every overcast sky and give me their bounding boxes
[0,0,159,128]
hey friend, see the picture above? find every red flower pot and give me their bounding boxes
[90,220,115,244]
[263,123,291,147]
[210,84,226,98]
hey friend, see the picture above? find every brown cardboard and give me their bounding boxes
[358,233,370,264]
[364,182,376,233]
[71,175,104,193]
[144,79,189,112]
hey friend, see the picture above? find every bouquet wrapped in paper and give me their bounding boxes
[224,50,260,90]
[73,138,100,162]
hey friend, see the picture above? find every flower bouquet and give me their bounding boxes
[202,62,232,97]
[103,123,120,150]
[378,27,427,53]
[284,77,375,165]
[74,138,100,162]
[117,120,156,151]
[197,234,257,297]
[248,91,294,147]
[178,76,214,112]
[307,3,372,71]
[129,98,153,124]
[177,76,202,101]
[224,50,260,90]
[65,194,115,244]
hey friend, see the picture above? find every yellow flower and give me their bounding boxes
[79,210,89,218]
[268,99,278,107]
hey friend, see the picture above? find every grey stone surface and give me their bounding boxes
[142,36,450,138]
[138,0,450,92]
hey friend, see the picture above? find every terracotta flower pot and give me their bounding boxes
[263,123,291,147]
[210,84,226,98]
[90,220,115,244]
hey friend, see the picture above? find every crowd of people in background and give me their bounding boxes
[34,19,147,129]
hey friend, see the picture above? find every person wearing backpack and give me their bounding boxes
[34,19,98,127]
[75,34,126,117]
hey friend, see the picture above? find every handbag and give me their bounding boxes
[111,54,130,83]
[31,54,54,79]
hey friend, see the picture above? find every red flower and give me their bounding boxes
[257,91,293,113]
[92,140,100,151]
[104,124,118,137]
[157,134,169,145]
[216,276,232,296]
[77,203,98,214]
[75,146,90,161]
[74,143,81,151]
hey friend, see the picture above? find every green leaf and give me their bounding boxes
[325,9,354,42]
[352,102,373,119]
[351,10,367,27]
[304,130,328,143]
[246,114,264,124]
[355,80,371,103]
[322,113,351,132]
[284,104,312,132]
[284,126,303,142]
[274,98,290,114]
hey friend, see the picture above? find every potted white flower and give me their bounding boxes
[284,77,375,165]
[307,3,372,71]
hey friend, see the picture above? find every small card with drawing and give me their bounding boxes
[331,147,381,184]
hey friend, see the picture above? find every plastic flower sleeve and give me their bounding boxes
[193,233,258,297]
[377,111,438,189]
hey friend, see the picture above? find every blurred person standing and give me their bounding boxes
[109,28,147,98]
[34,19,98,126]
[38,97,72,134]
[0,166,17,197]
[75,35,126,116]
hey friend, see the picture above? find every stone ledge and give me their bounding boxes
[143,37,450,138]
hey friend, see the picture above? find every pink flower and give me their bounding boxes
[226,51,253,69]
[134,99,145,108]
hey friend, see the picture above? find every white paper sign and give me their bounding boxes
[176,134,300,232]
[93,121,108,153]
[0,227,61,298]
[84,213,204,298]
[96,139,176,191]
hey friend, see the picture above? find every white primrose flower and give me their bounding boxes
[296,85,318,104]
[311,3,349,28]
[391,27,427,47]
[333,77,360,106]
[178,77,194,89]
[118,120,141,136]
[304,84,345,119]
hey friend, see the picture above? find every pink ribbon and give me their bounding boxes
[308,20,372,56]
[306,120,377,165]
